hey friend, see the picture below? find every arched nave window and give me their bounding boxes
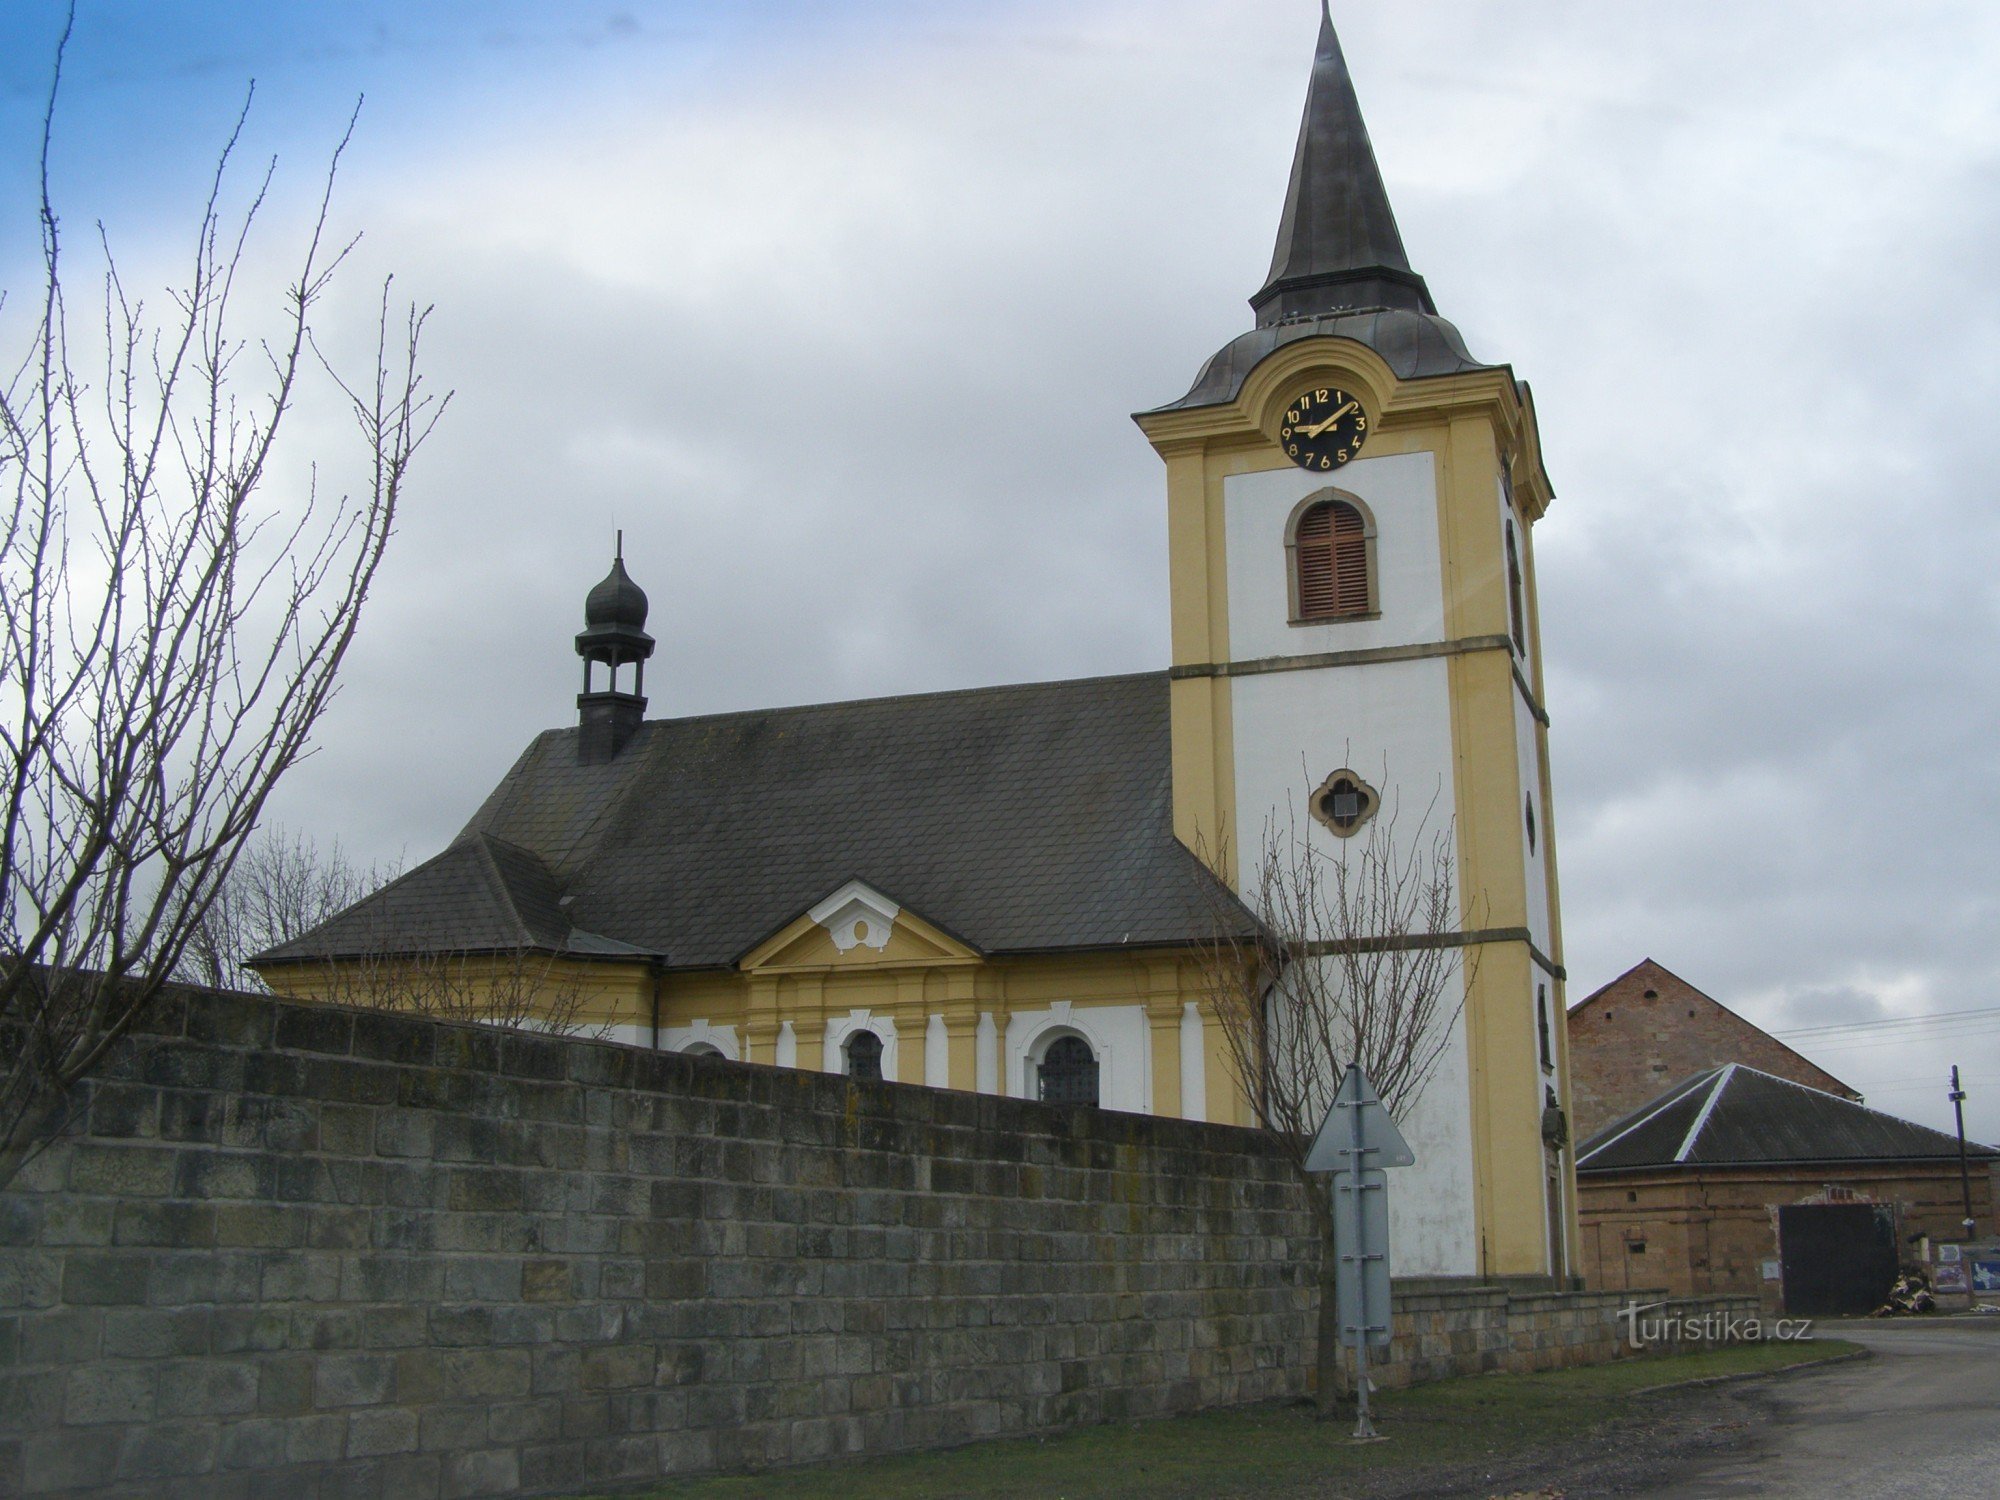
[1037,1035,1099,1108]
[1287,491,1376,622]
[844,1029,884,1082]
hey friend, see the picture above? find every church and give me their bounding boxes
[255,8,1572,1280]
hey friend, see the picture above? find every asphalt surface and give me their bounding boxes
[1641,1318,2000,1498]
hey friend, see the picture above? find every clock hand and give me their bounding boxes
[1302,401,1358,438]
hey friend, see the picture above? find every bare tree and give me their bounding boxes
[1192,786,1477,1412]
[178,826,400,992]
[0,17,447,1183]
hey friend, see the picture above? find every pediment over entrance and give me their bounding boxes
[737,879,980,972]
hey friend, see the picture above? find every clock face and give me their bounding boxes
[1279,387,1369,473]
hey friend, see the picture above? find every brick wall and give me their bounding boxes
[1568,961,1858,1138]
[1578,1163,1998,1309]
[0,989,1317,1498]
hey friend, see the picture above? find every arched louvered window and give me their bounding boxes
[844,1029,883,1082]
[1505,519,1526,653]
[1287,491,1376,622]
[1037,1035,1099,1108]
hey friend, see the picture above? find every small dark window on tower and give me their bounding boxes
[844,1029,883,1082]
[1627,1240,1648,1255]
[1505,519,1526,654]
[1525,794,1536,854]
[1289,493,1375,621]
[1537,985,1552,1072]
[1038,1036,1099,1107]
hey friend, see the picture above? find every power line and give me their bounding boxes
[1775,1004,2000,1039]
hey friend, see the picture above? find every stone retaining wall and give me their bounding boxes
[0,988,1769,1497]
[0,989,1317,1498]
[1354,1276,1763,1392]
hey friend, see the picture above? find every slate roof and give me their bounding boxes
[1576,1064,2000,1174]
[258,672,1252,971]
[1143,8,1497,413]
[256,833,648,962]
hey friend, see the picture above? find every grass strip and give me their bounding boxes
[573,1338,1857,1500]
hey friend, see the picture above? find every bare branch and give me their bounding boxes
[0,30,446,1184]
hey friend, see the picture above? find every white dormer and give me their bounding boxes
[806,880,901,954]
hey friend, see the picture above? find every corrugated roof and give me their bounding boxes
[1576,1064,2000,1174]
[259,672,1252,970]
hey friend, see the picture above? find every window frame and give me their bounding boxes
[1284,487,1380,625]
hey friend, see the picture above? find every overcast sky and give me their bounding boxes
[6,1,1998,1140]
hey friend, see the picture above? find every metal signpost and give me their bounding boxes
[1305,1066,1414,1440]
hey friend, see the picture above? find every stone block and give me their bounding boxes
[0,1370,64,1433]
[70,1143,177,1197]
[63,1252,151,1305]
[419,1404,490,1453]
[257,1355,315,1416]
[314,1352,398,1408]
[273,1005,353,1057]
[103,1307,211,1358]
[442,1448,524,1496]
[66,1361,157,1424]
[521,1259,572,1303]
[20,1429,119,1493]
[116,1420,220,1480]
[217,1417,288,1471]
[346,1406,419,1457]
[283,1413,348,1463]
[214,1206,307,1252]
[43,1198,117,1247]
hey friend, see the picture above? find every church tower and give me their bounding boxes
[1135,7,1572,1278]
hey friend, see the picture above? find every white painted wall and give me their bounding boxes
[1004,1001,1149,1114]
[1224,454,1477,1275]
[1224,452,1443,659]
[1230,658,1461,886]
[823,1009,899,1082]
[925,1014,949,1088]
[1383,976,1478,1275]
[1179,1002,1207,1123]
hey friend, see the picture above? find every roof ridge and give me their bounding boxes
[551,668,1169,735]
[1576,1067,1724,1168]
[1673,1062,1735,1163]
[466,834,540,948]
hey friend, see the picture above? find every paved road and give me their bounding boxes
[1644,1319,2000,1498]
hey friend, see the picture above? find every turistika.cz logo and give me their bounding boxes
[1618,1302,1814,1350]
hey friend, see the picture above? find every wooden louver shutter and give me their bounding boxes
[1296,499,1369,619]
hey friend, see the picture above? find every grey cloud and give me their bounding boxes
[175,0,2000,1139]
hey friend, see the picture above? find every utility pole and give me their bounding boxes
[1950,1066,1975,1241]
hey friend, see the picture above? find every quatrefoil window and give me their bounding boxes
[1309,769,1379,838]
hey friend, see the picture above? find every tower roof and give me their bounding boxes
[575,539,654,665]
[1144,7,1490,417]
[1251,4,1434,326]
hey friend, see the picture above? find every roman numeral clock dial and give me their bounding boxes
[1280,387,1369,472]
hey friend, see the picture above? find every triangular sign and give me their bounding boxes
[1303,1064,1416,1172]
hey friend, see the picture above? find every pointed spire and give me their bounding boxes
[1251,4,1435,326]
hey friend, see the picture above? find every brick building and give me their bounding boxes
[1566,959,1857,1139]
[1575,1063,1997,1313]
